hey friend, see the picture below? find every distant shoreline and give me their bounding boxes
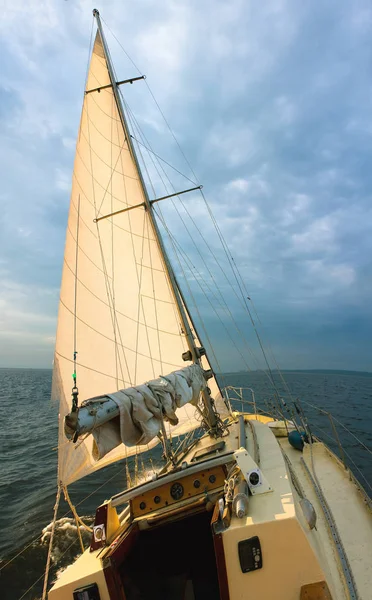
[1,367,371,377]
[219,369,372,377]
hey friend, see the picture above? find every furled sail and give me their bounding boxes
[52,30,220,486]
[65,364,209,461]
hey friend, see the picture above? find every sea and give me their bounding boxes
[0,368,371,600]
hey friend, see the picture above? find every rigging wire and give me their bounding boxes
[200,189,282,394]
[122,87,228,406]
[102,17,287,387]
[117,95,228,391]
[153,205,253,378]
[123,99,285,390]
[126,105,268,376]
[311,425,372,495]
[101,16,199,184]
[100,12,296,414]
[121,100,251,379]
[90,15,287,399]
[131,135,198,186]
[300,399,372,456]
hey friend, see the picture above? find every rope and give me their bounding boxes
[41,486,61,600]
[224,466,240,504]
[62,486,93,554]
[1,460,128,574]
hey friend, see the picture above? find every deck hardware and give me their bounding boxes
[301,457,358,599]
[233,480,249,518]
[239,415,247,449]
[300,498,317,530]
[93,524,105,542]
[248,470,260,486]
[234,448,272,495]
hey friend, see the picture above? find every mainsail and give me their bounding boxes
[52,30,220,486]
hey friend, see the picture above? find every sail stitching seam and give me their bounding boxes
[62,259,182,335]
[113,98,159,383]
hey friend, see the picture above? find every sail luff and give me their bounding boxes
[93,10,218,428]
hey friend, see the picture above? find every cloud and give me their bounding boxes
[0,0,372,371]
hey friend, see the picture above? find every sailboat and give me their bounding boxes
[46,9,372,600]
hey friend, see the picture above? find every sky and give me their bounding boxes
[0,0,371,372]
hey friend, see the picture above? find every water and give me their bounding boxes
[0,368,371,600]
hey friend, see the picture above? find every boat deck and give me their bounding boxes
[278,435,372,600]
[48,414,372,600]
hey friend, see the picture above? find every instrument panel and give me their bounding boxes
[131,465,226,518]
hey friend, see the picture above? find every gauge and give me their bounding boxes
[170,482,184,500]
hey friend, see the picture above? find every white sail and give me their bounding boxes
[52,31,220,486]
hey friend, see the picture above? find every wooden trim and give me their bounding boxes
[103,562,126,600]
[211,504,230,600]
[105,523,139,566]
[300,581,333,599]
[213,532,230,600]
[146,496,207,525]
[90,504,108,551]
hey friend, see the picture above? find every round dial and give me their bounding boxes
[170,482,184,500]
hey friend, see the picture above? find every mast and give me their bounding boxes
[92,10,217,430]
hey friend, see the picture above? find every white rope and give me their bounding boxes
[41,485,61,600]
[62,485,92,555]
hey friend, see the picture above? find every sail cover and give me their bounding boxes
[52,31,220,486]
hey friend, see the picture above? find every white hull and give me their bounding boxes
[49,411,372,600]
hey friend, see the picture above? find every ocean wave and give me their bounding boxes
[41,516,94,564]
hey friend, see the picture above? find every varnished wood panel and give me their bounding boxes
[300,581,333,599]
[131,465,225,518]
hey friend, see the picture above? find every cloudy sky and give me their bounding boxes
[0,0,371,372]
